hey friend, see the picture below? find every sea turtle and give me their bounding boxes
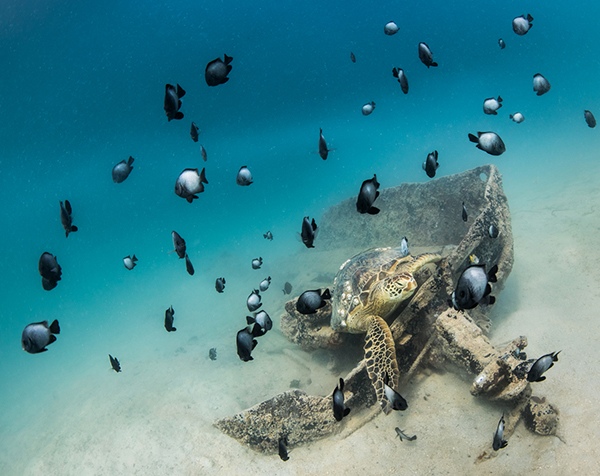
[330,246,442,413]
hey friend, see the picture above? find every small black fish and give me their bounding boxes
[184,254,195,276]
[384,21,399,36]
[451,263,498,311]
[332,378,351,421]
[246,310,273,336]
[209,347,217,361]
[112,156,135,183]
[395,427,417,442]
[512,14,533,36]
[527,351,561,382]
[423,151,439,178]
[356,174,380,214]
[418,42,438,68]
[584,110,596,128]
[392,67,409,94]
[172,231,187,259]
[205,54,233,86]
[259,276,271,292]
[283,282,293,295]
[263,231,273,241]
[462,202,468,222]
[301,216,318,248]
[383,373,408,411]
[215,277,226,293]
[488,224,499,239]
[200,145,207,162]
[247,289,262,312]
[164,305,176,332]
[236,165,253,186]
[252,257,263,269]
[190,122,200,142]
[175,168,209,203]
[278,436,290,461]
[318,128,332,160]
[400,236,409,257]
[236,327,258,362]
[38,252,62,291]
[498,38,506,49]
[164,83,185,121]
[468,131,506,156]
[493,414,508,451]
[296,288,331,314]
[361,101,376,116]
[483,96,503,115]
[21,320,60,354]
[533,73,551,96]
[123,255,138,270]
[109,354,121,372]
[59,200,78,237]
[350,52,356,63]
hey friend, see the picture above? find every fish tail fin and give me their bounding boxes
[49,320,60,334]
[128,156,135,166]
[488,264,498,283]
[200,167,208,184]
[321,288,332,300]
[71,226,78,233]
[246,315,256,325]
[468,133,479,143]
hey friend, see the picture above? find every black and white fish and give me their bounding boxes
[318,128,332,160]
[418,42,438,68]
[510,112,525,124]
[200,145,208,162]
[246,310,273,336]
[21,320,60,354]
[112,156,135,183]
[498,38,506,49]
[109,354,121,372]
[468,131,506,156]
[296,288,331,314]
[252,257,263,269]
[259,276,271,292]
[172,231,187,259]
[164,305,176,332]
[190,122,200,142]
[236,326,257,362]
[584,110,596,128]
[278,436,290,461]
[247,289,262,312]
[350,52,356,63]
[451,263,498,311]
[205,54,233,86]
[164,83,185,121]
[512,14,533,36]
[483,96,503,115]
[283,282,293,295]
[395,427,417,442]
[493,414,508,451]
[38,252,62,291]
[59,200,78,237]
[423,151,439,178]
[236,165,253,186]
[209,347,217,361]
[488,224,499,239]
[123,255,138,270]
[383,373,408,411]
[400,236,409,257]
[527,351,561,382]
[301,216,318,248]
[332,378,351,421]
[175,167,208,203]
[263,231,273,241]
[392,67,409,94]
[184,254,195,276]
[462,202,468,222]
[215,277,226,293]
[384,21,399,36]
[533,73,551,96]
[362,101,376,116]
[356,174,380,214]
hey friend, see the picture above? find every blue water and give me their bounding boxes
[1,1,599,474]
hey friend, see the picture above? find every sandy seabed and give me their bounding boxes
[3,162,600,476]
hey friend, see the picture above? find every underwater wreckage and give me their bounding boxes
[215,165,559,458]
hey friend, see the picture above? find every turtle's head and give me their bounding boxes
[384,272,417,302]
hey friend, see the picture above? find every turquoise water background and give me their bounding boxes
[1,1,599,473]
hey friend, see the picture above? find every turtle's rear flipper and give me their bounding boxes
[364,315,399,414]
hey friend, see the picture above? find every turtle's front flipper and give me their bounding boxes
[364,315,399,414]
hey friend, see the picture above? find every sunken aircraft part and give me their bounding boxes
[215,165,558,454]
